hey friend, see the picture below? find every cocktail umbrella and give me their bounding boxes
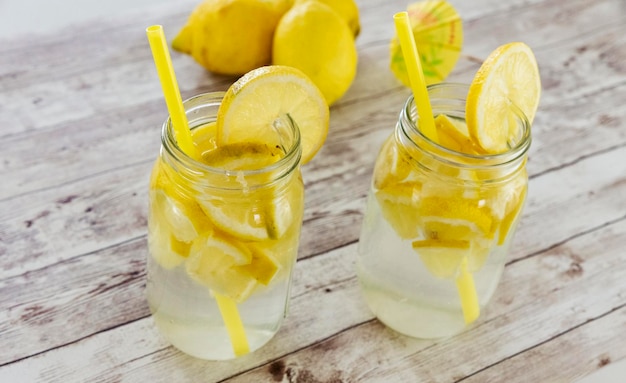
[390,0,463,86]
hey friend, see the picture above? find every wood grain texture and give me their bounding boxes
[1,0,625,382]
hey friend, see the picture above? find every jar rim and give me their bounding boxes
[401,82,532,167]
[161,91,302,180]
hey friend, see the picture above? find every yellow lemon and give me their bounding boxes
[417,196,495,238]
[238,244,282,285]
[186,232,257,302]
[149,159,213,243]
[412,239,469,278]
[216,65,329,164]
[172,0,289,75]
[190,121,218,157]
[372,135,413,190]
[496,183,527,245]
[466,42,541,153]
[198,140,303,242]
[434,114,487,155]
[148,221,192,269]
[296,0,361,37]
[273,0,358,105]
[375,182,422,239]
[201,141,284,170]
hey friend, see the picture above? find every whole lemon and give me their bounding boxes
[173,0,290,75]
[273,0,358,105]
[297,0,360,37]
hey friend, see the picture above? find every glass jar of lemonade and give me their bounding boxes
[146,92,304,360]
[357,83,531,339]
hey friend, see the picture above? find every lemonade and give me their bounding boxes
[357,83,531,338]
[144,61,329,360]
[146,93,305,359]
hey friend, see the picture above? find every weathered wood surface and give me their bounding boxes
[1,0,625,381]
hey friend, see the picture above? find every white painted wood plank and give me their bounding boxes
[2,145,625,381]
[216,218,626,382]
[2,0,624,201]
[463,308,626,383]
[1,0,626,381]
[0,164,151,280]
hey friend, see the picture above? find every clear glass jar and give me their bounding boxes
[357,83,531,339]
[146,92,304,360]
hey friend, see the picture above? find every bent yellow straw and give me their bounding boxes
[393,12,479,324]
[146,24,249,355]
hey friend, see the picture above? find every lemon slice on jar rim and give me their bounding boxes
[466,42,541,153]
[216,65,329,165]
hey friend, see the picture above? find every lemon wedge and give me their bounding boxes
[186,233,257,302]
[148,220,192,269]
[216,65,329,164]
[422,219,475,241]
[373,135,412,190]
[412,239,470,279]
[375,182,422,239]
[149,159,213,243]
[434,114,486,155]
[466,42,541,153]
[199,197,270,241]
[191,121,218,157]
[264,173,303,239]
[417,196,495,238]
[198,141,295,241]
[201,141,284,170]
[496,184,527,245]
[238,244,281,285]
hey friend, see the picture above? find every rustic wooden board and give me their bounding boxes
[1,0,626,381]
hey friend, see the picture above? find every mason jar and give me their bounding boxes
[146,92,304,360]
[357,83,531,339]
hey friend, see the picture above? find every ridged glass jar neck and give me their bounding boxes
[396,83,531,184]
[160,92,302,194]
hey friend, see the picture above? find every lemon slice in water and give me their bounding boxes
[375,182,422,239]
[198,141,294,241]
[412,239,470,278]
[186,233,257,302]
[434,114,486,155]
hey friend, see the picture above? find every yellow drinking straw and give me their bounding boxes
[213,292,250,356]
[146,25,198,159]
[393,12,479,325]
[146,25,250,356]
[456,258,480,324]
[393,12,438,142]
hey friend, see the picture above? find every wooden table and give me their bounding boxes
[2,0,625,381]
